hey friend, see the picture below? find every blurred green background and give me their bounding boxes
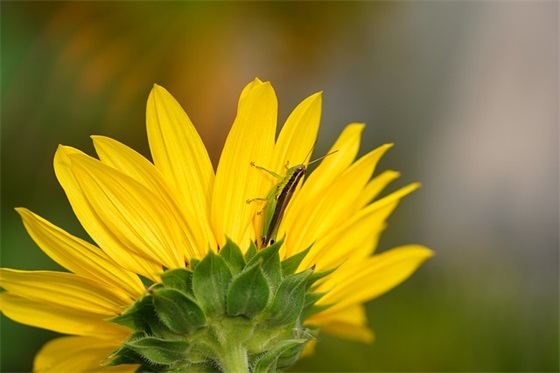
[1,2,558,372]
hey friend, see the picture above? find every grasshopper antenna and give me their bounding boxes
[306,149,339,166]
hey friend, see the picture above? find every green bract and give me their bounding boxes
[106,239,332,372]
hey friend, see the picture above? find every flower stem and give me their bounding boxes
[217,342,248,373]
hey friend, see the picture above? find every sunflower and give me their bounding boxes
[1,78,432,372]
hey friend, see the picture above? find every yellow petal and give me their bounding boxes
[92,135,175,201]
[307,304,375,343]
[212,79,277,247]
[54,145,163,280]
[0,269,129,315]
[317,245,434,313]
[279,124,364,254]
[355,170,401,209]
[247,92,322,249]
[92,136,207,259]
[302,183,421,270]
[0,293,128,338]
[344,202,397,260]
[271,92,322,173]
[354,182,421,255]
[295,123,364,202]
[69,153,191,268]
[300,339,317,357]
[316,320,374,344]
[34,336,138,373]
[283,144,393,257]
[146,85,216,249]
[365,182,421,214]
[16,208,144,301]
[301,201,396,272]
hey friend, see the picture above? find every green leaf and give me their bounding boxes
[301,283,334,320]
[104,332,147,366]
[276,338,309,370]
[152,288,206,334]
[161,268,194,296]
[189,258,201,272]
[110,295,179,339]
[219,239,246,275]
[227,261,269,318]
[266,268,313,327]
[192,250,233,316]
[109,296,153,331]
[281,244,312,276]
[246,240,283,290]
[104,348,146,367]
[303,303,334,320]
[109,296,175,338]
[167,362,218,373]
[125,336,189,365]
[244,241,258,262]
[304,290,328,308]
[308,264,339,290]
[252,339,307,373]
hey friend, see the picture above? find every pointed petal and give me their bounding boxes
[302,183,421,270]
[302,201,395,272]
[0,293,128,338]
[0,269,129,315]
[271,92,322,173]
[146,85,216,249]
[296,123,364,202]
[300,339,318,358]
[278,124,364,255]
[317,245,434,313]
[307,304,374,343]
[212,79,277,247]
[92,135,174,200]
[283,144,393,256]
[54,145,163,280]
[34,336,138,372]
[355,170,401,209]
[245,92,322,249]
[355,183,422,255]
[319,323,374,343]
[69,153,191,269]
[92,136,207,259]
[16,208,144,300]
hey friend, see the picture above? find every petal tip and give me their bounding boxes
[347,122,366,132]
[307,91,323,104]
[423,247,436,258]
[149,84,172,102]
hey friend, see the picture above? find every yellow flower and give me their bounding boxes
[1,78,432,372]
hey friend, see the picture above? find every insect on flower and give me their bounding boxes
[248,149,338,248]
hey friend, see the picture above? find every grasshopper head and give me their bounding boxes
[295,164,305,173]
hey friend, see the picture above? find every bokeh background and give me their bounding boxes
[1,2,558,372]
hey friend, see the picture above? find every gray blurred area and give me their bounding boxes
[1,2,558,372]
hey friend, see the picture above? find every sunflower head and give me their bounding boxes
[1,78,432,372]
[105,239,330,372]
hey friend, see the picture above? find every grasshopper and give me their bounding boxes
[247,149,338,248]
